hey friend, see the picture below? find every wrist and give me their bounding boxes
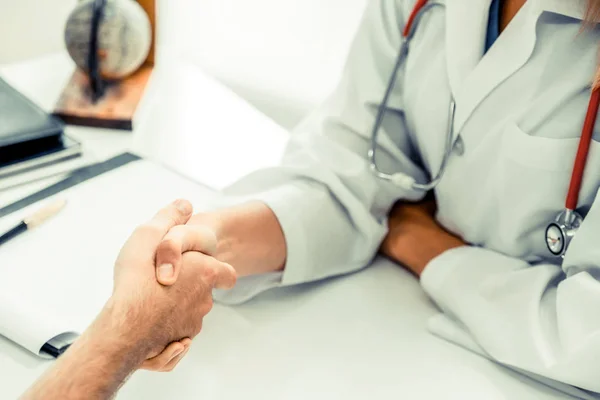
[92,298,154,365]
[416,226,465,275]
[388,223,465,277]
[189,202,286,276]
[21,300,150,400]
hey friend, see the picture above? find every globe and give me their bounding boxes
[64,0,152,80]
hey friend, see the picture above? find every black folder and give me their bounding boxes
[0,77,64,148]
[0,77,84,183]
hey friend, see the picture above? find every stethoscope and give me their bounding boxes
[367,0,600,258]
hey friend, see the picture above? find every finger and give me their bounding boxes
[161,338,192,372]
[180,252,237,290]
[140,342,184,371]
[132,200,194,250]
[213,261,237,290]
[155,225,218,286]
[140,341,185,371]
[161,346,190,372]
[149,199,193,236]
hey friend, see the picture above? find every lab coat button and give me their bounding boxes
[453,136,464,156]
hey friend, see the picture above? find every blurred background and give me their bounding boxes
[0,0,367,129]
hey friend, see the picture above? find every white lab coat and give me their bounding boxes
[216,0,600,395]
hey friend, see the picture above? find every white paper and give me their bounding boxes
[0,159,223,357]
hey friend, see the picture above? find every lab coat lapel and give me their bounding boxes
[444,0,491,99]
[540,0,586,20]
[446,0,538,136]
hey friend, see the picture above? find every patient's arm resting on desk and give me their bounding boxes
[21,200,236,400]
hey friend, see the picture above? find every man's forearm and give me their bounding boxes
[21,301,147,400]
[191,202,286,277]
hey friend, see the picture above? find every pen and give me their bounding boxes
[0,199,67,246]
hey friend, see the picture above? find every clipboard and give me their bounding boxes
[0,153,222,358]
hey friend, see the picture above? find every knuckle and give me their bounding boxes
[173,199,192,216]
[202,297,214,315]
[224,263,237,280]
[158,238,180,254]
[229,269,238,286]
[202,265,217,284]
[193,320,204,337]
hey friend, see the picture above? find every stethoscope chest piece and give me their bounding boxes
[545,209,583,257]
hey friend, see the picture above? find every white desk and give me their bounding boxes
[0,54,576,399]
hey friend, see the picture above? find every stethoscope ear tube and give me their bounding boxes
[368,1,452,192]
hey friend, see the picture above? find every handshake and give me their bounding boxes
[23,198,288,399]
[22,198,238,400]
[109,199,237,372]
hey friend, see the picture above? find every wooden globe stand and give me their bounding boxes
[53,0,156,131]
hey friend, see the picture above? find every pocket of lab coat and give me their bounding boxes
[500,122,600,195]
[491,123,600,257]
[501,123,583,171]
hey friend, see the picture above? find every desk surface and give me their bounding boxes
[0,260,573,400]
[0,54,576,399]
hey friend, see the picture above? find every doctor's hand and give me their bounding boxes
[380,196,466,277]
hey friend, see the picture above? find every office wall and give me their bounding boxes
[167,0,367,127]
[0,0,366,128]
[0,0,77,63]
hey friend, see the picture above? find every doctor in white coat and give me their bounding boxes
[156,0,600,395]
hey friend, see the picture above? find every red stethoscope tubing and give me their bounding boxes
[404,0,600,213]
[403,0,428,37]
[566,89,600,211]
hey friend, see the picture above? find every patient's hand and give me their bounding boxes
[380,195,465,277]
[21,200,238,400]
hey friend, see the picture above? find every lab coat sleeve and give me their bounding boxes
[214,0,428,304]
[420,188,600,394]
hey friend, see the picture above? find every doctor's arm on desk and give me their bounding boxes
[383,195,600,393]
[380,195,466,276]
[20,200,236,400]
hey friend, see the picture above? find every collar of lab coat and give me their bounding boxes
[538,0,587,21]
[444,0,587,137]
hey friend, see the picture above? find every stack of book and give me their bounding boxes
[0,77,84,191]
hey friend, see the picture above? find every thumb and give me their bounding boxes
[155,225,218,286]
